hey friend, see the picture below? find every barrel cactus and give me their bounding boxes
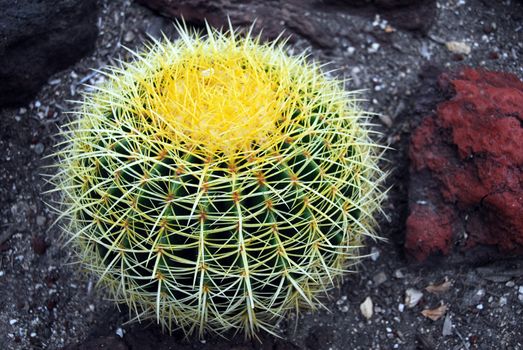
[53,24,385,337]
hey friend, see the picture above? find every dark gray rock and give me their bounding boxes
[324,0,437,33]
[0,0,98,108]
[135,0,287,43]
[136,0,436,49]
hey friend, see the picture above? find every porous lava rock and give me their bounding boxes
[0,0,98,108]
[406,68,523,262]
[136,0,436,48]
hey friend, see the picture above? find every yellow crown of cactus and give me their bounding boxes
[51,23,385,338]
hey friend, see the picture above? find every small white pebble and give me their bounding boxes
[446,41,471,55]
[48,78,61,85]
[30,332,37,337]
[123,31,135,43]
[405,288,424,308]
[370,247,380,261]
[476,304,483,310]
[360,296,374,320]
[506,281,515,287]
[372,14,381,27]
[0,271,4,277]
[115,327,125,338]
[34,100,41,108]
[9,319,17,325]
[442,314,453,336]
[368,42,380,53]
[394,269,405,279]
[89,304,95,312]
[386,327,392,333]
[518,286,523,294]
[336,295,347,305]
[398,303,405,312]
[499,297,508,306]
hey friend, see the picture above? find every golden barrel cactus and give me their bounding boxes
[53,24,385,337]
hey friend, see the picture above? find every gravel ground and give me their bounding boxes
[0,0,522,349]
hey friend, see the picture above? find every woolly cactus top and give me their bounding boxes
[93,26,353,159]
[53,24,385,338]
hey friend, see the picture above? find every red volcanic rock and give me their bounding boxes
[406,204,454,259]
[406,68,523,261]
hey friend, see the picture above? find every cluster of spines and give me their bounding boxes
[49,23,385,338]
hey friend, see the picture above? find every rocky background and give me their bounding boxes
[0,0,522,349]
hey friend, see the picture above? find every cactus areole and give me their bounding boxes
[54,24,385,337]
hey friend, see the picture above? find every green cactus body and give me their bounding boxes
[53,25,384,337]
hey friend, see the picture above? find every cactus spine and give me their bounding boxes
[52,24,385,337]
